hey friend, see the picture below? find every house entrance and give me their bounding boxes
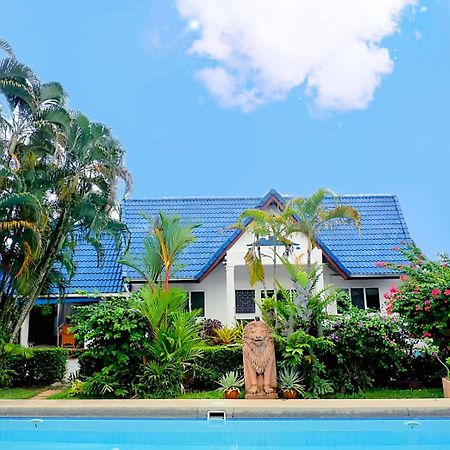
[28,305,57,346]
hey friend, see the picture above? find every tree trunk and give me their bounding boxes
[9,212,70,343]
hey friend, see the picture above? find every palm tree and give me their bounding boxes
[231,208,294,293]
[9,114,131,341]
[121,212,199,293]
[286,188,361,267]
[0,40,131,342]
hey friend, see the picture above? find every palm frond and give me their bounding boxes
[0,39,16,58]
[319,205,361,229]
[244,247,265,286]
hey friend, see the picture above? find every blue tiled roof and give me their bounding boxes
[42,237,124,299]
[318,195,412,276]
[123,196,262,280]
[46,189,413,297]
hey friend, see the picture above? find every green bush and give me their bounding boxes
[188,344,243,390]
[321,305,410,393]
[70,297,150,390]
[10,348,68,386]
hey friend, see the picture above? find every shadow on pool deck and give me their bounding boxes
[0,399,449,419]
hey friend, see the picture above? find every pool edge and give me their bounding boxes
[0,399,449,419]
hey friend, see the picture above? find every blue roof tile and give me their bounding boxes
[318,195,412,276]
[47,190,413,296]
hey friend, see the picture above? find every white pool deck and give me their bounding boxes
[0,399,449,418]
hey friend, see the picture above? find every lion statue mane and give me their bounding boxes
[242,319,277,395]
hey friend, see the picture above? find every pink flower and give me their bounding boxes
[392,246,400,251]
[400,275,408,281]
[424,299,431,306]
[431,289,441,298]
[423,332,432,338]
[444,289,450,296]
[389,285,398,294]
[376,261,383,268]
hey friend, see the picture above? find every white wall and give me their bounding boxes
[323,266,399,313]
[128,230,401,323]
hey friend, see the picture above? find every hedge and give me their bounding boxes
[188,344,243,390]
[10,347,68,386]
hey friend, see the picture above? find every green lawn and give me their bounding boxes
[329,387,443,399]
[45,387,443,400]
[177,390,229,399]
[0,388,42,399]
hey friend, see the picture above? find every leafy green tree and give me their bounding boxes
[0,40,130,341]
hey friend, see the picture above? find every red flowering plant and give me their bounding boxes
[382,244,450,349]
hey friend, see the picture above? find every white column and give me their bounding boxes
[225,264,236,326]
[19,314,30,347]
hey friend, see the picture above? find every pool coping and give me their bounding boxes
[0,399,449,419]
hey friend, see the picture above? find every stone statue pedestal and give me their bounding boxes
[245,393,278,400]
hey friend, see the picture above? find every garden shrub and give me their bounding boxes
[383,244,450,347]
[133,361,184,398]
[188,344,243,390]
[321,305,411,393]
[10,347,68,386]
[70,297,150,391]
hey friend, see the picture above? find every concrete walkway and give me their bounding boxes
[0,398,449,418]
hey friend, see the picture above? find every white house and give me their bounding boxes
[22,189,412,346]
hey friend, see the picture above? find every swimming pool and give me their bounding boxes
[0,418,449,449]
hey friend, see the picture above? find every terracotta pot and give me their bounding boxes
[282,389,298,399]
[225,389,239,399]
[442,377,450,398]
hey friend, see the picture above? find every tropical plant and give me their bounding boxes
[121,212,199,293]
[216,370,244,394]
[383,244,450,347]
[213,322,244,345]
[0,40,131,342]
[82,366,129,398]
[231,207,294,293]
[278,367,305,394]
[133,361,183,398]
[131,286,203,397]
[286,188,361,267]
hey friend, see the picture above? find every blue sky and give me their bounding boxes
[2,1,449,257]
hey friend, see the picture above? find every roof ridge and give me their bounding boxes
[125,195,263,202]
[125,193,397,202]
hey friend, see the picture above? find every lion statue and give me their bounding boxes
[243,318,277,396]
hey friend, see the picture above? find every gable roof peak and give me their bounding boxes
[257,189,287,208]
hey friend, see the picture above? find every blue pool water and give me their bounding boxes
[0,418,449,449]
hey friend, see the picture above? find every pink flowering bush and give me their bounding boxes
[322,300,411,393]
[383,244,450,348]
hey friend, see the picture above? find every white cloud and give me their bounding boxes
[177,0,417,112]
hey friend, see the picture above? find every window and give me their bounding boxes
[365,288,380,310]
[341,287,381,310]
[350,288,365,309]
[188,291,205,316]
[235,290,255,314]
